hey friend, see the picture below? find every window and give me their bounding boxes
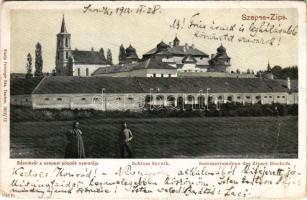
[25,98,28,102]
[128,97,133,101]
[81,98,86,101]
[269,96,272,98]
[161,74,164,78]
[66,52,68,59]
[277,96,280,98]
[65,38,68,47]
[57,98,62,101]
[264,96,267,98]
[78,68,80,76]
[246,96,251,99]
[45,98,49,101]
[218,96,223,100]
[86,68,89,76]
[282,96,285,98]
[237,96,241,99]
[153,74,156,77]
[116,97,121,101]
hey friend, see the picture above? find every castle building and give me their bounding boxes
[142,37,211,73]
[208,45,231,72]
[119,45,139,64]
[55,16,109,76]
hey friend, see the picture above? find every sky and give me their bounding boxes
[10,7,298,73]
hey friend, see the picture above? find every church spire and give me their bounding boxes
[60,15,67,33]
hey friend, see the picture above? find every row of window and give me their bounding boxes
[77,68,89,76]
[44,97,135,101]
[43,95,287,102]
[151,74,172,78]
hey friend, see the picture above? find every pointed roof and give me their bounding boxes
[174,36,180,42]
[60,15,67,33]
[217,44,226,53]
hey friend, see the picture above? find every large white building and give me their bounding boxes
[12,76,297,111]
[55,16,109,76]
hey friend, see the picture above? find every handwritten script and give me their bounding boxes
[2,160,302,198]
[83,4,162,16]
[170,13,298,46]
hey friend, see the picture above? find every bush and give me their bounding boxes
[10,103,298,122]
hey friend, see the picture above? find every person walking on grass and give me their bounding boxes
[119,122,134,158]
[64,121,86,158]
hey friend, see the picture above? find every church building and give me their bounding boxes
[55,16,109,76]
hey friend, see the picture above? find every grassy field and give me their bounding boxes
[10,116,298,158]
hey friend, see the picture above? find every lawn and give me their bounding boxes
[10,116,298,158]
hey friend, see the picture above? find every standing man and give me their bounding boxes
[119,122,134,158]
[64,121,86,158]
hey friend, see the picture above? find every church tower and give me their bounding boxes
[55,15,71,75]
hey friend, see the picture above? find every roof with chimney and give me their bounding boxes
[32,76,298,94]
[71,50,108,65]
[143,37,209,58]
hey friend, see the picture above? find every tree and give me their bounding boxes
[99,48,106,60]
[107,49,113,65]
[267,63,272,72]
[52,69,56,76]
[34,42,43,77]
[119,44,126,62]
[25,53,33,79]
[66,57,73,76]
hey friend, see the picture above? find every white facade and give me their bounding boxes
[73,64,109,76]
[31,91,298,111]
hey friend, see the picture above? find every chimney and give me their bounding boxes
[287,77,291,90]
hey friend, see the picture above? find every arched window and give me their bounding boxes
[77,68,80,76]
[66,52,68,59]
[86,68,89,76]
[65,38,68,47]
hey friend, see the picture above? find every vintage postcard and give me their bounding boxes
[0,1,306,199]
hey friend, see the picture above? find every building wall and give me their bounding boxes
[73,64,109,76]
[93,69,148,77]
[178,71,256,78]
[31,92,298,111]
[11,95,32,107]
[146,69,177,77]
[93,69,177,78]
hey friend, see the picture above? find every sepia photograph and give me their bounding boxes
[1,1,306,199]
[9,6,298,159]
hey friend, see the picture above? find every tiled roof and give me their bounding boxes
[11,77,43,95]
[72,50,108,65]
[92,58,175,75]
[32,76,298,94]
[144,45,209,57]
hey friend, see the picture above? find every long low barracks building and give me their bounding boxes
[11,76,298,111]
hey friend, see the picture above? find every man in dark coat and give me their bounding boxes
[64,121,86,158]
